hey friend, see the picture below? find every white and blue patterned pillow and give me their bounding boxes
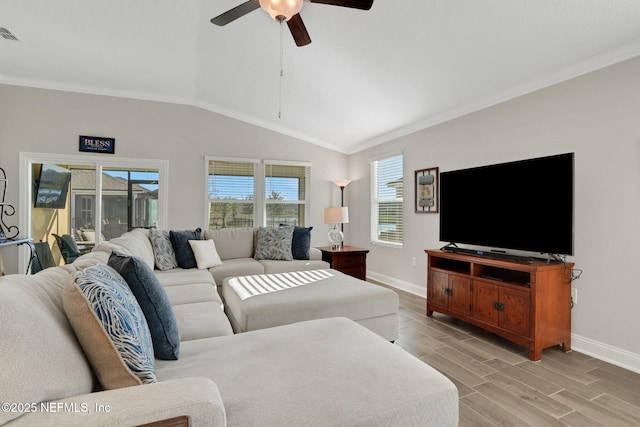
[63,264,156,389]
[150,228,178,271]
[254,226,294,261]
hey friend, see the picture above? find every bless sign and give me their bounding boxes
[79,135,115,154]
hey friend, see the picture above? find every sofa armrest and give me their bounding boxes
[309,247,322,260]
[7,377,226,427]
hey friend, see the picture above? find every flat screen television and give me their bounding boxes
[34,164,72,209]
[439,153,574,256]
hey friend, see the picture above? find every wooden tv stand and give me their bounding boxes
[425,249,574,361]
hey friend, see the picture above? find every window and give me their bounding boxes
[207,158,257,229]
[205,157,310,229]
[264,161,310,227]
[371,153,404,246]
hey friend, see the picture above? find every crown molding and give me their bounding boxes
[346,39,640,155]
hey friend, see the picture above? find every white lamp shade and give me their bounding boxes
[323,207,349,224]
[333,179,352,188]
[259,0,303,21]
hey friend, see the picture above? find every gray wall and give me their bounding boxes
[0,85,348,272]
[347,56,640,371]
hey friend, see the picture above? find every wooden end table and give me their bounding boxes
[317,246,369,280]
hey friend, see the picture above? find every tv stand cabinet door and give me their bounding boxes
[449,275,471,316]
[473,281,499,325]
[500,287,530,337]
[428,270,449,308]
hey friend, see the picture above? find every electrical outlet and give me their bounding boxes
[571,288,578,305]
[411,256,417,267]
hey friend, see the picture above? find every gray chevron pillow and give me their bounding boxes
[150,228,178,271]
[254,226,294,261]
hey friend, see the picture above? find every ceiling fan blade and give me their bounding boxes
[309,0,374,10]
[287,14,312,47]
[210,0,260,26]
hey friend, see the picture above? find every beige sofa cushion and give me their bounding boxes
[93,228,155,269]
[172,302,233,340]
[0,266,95,425]
[208,258,265,287]
[163,283,222,307]
[203,227,255,260]
[155,268,216,287]
[155,268,223,307]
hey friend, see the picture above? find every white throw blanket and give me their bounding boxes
[227,269,334,300]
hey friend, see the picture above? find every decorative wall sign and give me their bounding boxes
[79,135,115,154]
[415,167,439,213]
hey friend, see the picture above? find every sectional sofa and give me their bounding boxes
[0,226,459,426]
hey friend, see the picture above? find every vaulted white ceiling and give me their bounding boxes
[2,0,640,153]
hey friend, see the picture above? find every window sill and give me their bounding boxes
[371,240,403,249]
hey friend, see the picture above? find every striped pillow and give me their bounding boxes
[254,226,294,261]
[63,264,156,389]
[150,228,178,271]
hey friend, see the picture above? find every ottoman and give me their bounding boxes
[222,269,400,341]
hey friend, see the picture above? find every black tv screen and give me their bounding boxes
[34,164,72,209]
[439,153,574,256]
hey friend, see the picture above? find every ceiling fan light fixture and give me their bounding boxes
[259,0,303,21]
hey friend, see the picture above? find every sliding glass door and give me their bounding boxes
[21,153,168,269]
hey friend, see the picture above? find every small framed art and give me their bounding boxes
[415,167,438,213]
[79,135,115,154]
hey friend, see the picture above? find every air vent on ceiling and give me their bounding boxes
[0,27,20,42]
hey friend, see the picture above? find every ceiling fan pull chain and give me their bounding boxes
[278,17,284,119]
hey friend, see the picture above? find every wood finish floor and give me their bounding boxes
[376,282,640,427]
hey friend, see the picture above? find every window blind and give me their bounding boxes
[207,159,256,229]
[371,153,403,246]
[264,161,310,227]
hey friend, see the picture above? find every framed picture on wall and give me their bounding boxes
[415,167,438,213]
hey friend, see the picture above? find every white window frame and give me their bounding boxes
[204,157,311,228]
[370,151,404,248]
[263,159,311,227]
[204,156,260,229]
[18,152,169,271]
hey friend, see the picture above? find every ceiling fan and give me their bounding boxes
[210,0,374,47]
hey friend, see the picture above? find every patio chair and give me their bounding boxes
[52,233,90,264]
[31,241,56,274]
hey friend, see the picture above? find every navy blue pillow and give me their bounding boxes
[281,225,313,260]
[108,251,180,360]
[169,228,202,269]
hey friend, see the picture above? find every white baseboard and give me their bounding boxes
[369,270,640,375]
[367,271,426,297]
[572,334,640,374]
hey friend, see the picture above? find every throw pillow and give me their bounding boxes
[254,226,294,261]
[281,224,313,260]
[189,239,223,269]
[63,264,156,389]
[169,228,202,269]
[149,228,178,271]
[108,251,180,360]
[81,230,96,242]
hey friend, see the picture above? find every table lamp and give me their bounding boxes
[323,207,349,249]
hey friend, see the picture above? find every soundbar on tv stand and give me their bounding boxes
[440,243,534,264]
